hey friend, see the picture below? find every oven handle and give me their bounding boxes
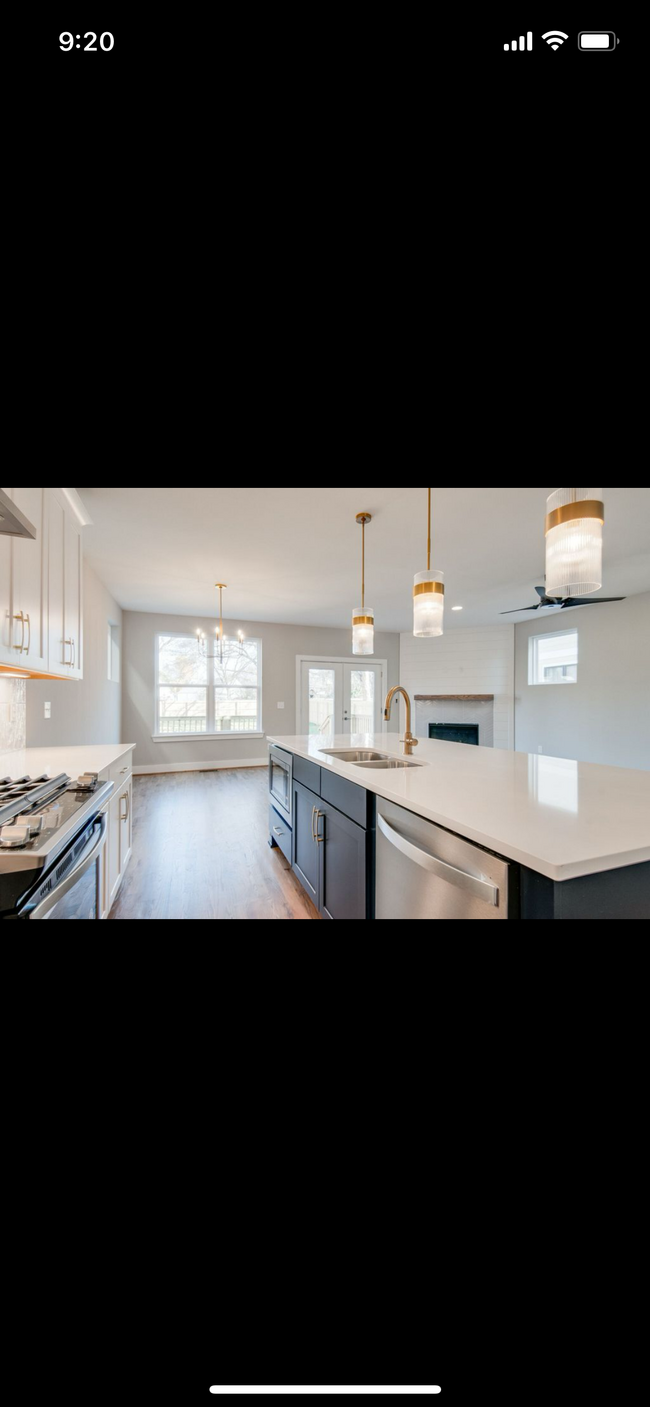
[27,815,107,920]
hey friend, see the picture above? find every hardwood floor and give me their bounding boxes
[108,768,321,920]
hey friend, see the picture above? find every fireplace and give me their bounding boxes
[416,695,495,747]
[429,723,479,746]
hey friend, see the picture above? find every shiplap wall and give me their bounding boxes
[399,625,515,751]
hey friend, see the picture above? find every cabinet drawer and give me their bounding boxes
[293,755,321,794]
[320,769,373,829]
[269,805,292,864]
[109,752,133,786]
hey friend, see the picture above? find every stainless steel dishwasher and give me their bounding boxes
[375,797,510,920]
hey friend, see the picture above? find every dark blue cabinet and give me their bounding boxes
[292,780,321,907]
[292,778,372,919]
[318,797,369,921]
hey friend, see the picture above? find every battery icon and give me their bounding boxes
[578,32,619,51]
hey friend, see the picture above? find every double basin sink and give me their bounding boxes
[320,749,423,770]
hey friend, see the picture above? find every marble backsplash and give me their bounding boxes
[0,678,27,752]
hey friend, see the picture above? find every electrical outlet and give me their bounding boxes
[44,702,52,719]
[277,702,285,709]
[538,744,543,754]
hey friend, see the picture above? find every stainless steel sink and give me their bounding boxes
[354,758,424,770]
[320,749,389,763]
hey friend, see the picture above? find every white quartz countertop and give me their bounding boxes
[0,743,135,781]
[268,734,650,882]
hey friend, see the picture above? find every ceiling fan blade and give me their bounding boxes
[500,605,542,613]
[562,597,627,608]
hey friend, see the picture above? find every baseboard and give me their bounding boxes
[133,759,267,776]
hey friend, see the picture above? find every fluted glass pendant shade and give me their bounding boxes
[413,570,445,637]
[352,607,374,656]
[545,488,604,597]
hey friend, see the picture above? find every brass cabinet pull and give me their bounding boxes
[24,613,31,655]
[13,613,25,652]
[311,805,317,842]
[120,790,130,822]
[64,638,73,666]
[72,638,76,669]
[315,811,325,845]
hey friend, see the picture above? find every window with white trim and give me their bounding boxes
[155,635,262,737]
[529,629,578,686]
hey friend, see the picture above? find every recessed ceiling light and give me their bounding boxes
[451,606,463,611]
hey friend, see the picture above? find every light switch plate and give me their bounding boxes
[45,702,52,719]
[277,702,285,709]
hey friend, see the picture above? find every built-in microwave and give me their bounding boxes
[269,745,293,824]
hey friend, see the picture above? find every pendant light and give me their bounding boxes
[352,513,374,656]
[545,489,604,597]
[197,584,246,663]
[413,487,444,637]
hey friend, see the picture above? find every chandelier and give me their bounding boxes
[197,584,244,663]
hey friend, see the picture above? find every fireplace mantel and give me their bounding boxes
[415,694,494,702]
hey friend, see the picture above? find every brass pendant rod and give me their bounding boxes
[362,516,365,609]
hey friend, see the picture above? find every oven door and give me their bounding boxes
[269,746,292,821]
[26,815,107,920]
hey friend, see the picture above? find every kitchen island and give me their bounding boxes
[268,734,650,920]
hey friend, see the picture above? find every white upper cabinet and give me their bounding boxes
[0,486,85,680]
[11,487,48,672]
[0,489,13,665]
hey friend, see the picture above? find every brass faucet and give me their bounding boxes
[384,686,419,756]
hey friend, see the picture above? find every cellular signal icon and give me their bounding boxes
[504,32,533,50]
[542,31,569,49]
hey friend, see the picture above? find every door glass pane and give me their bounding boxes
[350,670,375,733]
[308,669,335,735]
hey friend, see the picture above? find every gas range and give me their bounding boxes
[0,771,114,881]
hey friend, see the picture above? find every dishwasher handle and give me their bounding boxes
[378,813,499,907]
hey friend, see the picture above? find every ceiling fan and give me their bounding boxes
[501,586,626,615]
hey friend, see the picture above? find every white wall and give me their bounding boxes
[399,626,515,751]
[122,611,401,770]
[26,560,123,748]
[514,592,650,769]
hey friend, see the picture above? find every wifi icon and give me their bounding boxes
[542,30,569,49]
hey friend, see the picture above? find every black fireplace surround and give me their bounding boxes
[429,723,479,745]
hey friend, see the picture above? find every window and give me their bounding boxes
[529,629,578,686]
[155,635,262,737]
[107,622,120,683]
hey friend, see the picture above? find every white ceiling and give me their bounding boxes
[76,487,650,632]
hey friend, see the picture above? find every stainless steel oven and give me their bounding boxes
[25,814,107,920]
[269,745,293,823]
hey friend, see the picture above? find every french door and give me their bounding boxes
[299,660,385,738]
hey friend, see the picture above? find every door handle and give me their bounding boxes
[13,613,25,652]
[377,813,499,906]
[273,826,283,836]
[315,811,325,845]
[311,805,317,842]
[64,638,73,666]
[72,638,76,669]
[24,613,31,655]
[120,790,130,822]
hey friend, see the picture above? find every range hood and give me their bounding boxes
[0,489,37,539]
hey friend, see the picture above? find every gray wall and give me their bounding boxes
[26,560,123,748]
[514,592,650,770]
[122,610,401,769]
